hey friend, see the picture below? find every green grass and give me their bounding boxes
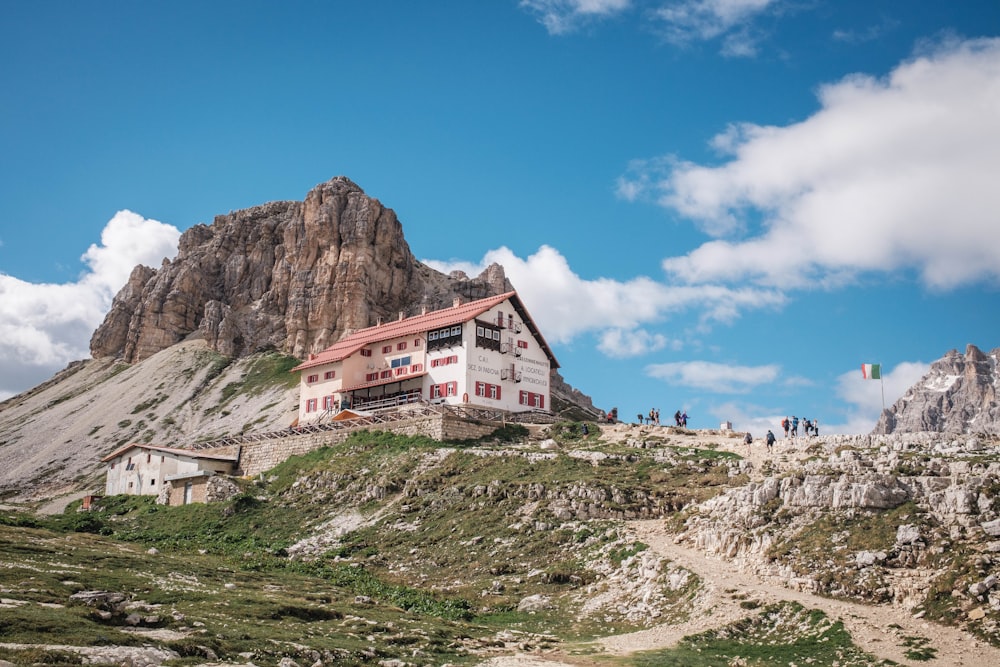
[8,429,916,665]
[217,351,301,404]
[631,602,894,666]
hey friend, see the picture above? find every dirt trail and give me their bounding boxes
[597,520,1000,666]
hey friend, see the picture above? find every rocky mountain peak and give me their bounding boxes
[90,177,512,363]
[874,343,1000,434]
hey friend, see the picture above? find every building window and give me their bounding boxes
[519,390,545,409]
[381,370,392,379]
[382,345,392,354]
[323,395,335,410]
[411,363,423,373]
[427,324,463,351]
[147,453,151,463]
[366,372,379,382]
[517,340,528,349]
[395,367,408,376]
[475,382,501,400]
[324,370,336,380]
[360,348,372,357]
[110,462,115,470]
[475,320,502,351]
[306,398,318,413]
[414,338,422,347]
[307,374,319,383]
[430,381,458,399]
[151,479,156,486]
[397,341,407,351]
[390,355,411,368]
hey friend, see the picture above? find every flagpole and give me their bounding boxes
[879,361,885,413]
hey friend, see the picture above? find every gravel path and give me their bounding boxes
[597,520,1000,666]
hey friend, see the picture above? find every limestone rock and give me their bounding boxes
[90,177,514,363]
[875,344,1000,435]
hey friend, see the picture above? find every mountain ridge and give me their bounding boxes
[875,343,1000,435]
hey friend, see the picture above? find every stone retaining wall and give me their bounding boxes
[234,413,499,477]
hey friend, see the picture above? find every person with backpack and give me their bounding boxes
[791,416,799,436]
[766,429,776,453]
[744,431,753,453]
[781,416,789,438]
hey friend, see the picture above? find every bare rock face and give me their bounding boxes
[875,344,1000,435]
[90,177,512,362]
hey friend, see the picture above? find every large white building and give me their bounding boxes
[292,291,558,422]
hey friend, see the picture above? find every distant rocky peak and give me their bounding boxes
[90,177,511,363]
[874,343,1000,435]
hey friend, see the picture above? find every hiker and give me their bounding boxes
[654,408,660,425]
[766,429,776,452]
[744,431,753,453]
[637,412,644,425]
[781,416,789,438]
[674,410,682,427]
[681,411,688,427]
[791,416,799,436]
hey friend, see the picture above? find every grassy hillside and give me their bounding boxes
[2,426,972,666]
[0,427,766,666]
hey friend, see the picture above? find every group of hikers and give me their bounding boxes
[745,415,821,455]
[779,415,819,438]
[636,408,688,427]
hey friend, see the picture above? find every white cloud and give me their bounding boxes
[620,37,1000,291]
[0,211,179,397]
[652,0,778,54]
[520,0,631,35]
[598,328,680,357]
[707,400,783,435]
[424,244,785,344]
[824,360,931,434]
[645,359,780,393]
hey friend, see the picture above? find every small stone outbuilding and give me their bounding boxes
[101,443,239,505]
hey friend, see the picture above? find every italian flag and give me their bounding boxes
[861,363,881,380]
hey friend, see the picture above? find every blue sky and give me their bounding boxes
[1,1,999,434]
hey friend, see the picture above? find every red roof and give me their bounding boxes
[293,291,558,372]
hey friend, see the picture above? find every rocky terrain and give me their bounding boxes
[876,344,1000,435]
[3,424,1000,666]
[90,176,512,364]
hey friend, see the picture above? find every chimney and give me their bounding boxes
[453,296,462,308]
[421,304,428,315]
[398,311,405,321]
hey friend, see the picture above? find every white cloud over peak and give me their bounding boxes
[423,244,785,345]
[619,37,1000,291]
[825,360,930,434]
[520,0,631,35]
[645,359,780,393]
[0,211,179,398]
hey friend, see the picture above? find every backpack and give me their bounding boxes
[745,433,753,444]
